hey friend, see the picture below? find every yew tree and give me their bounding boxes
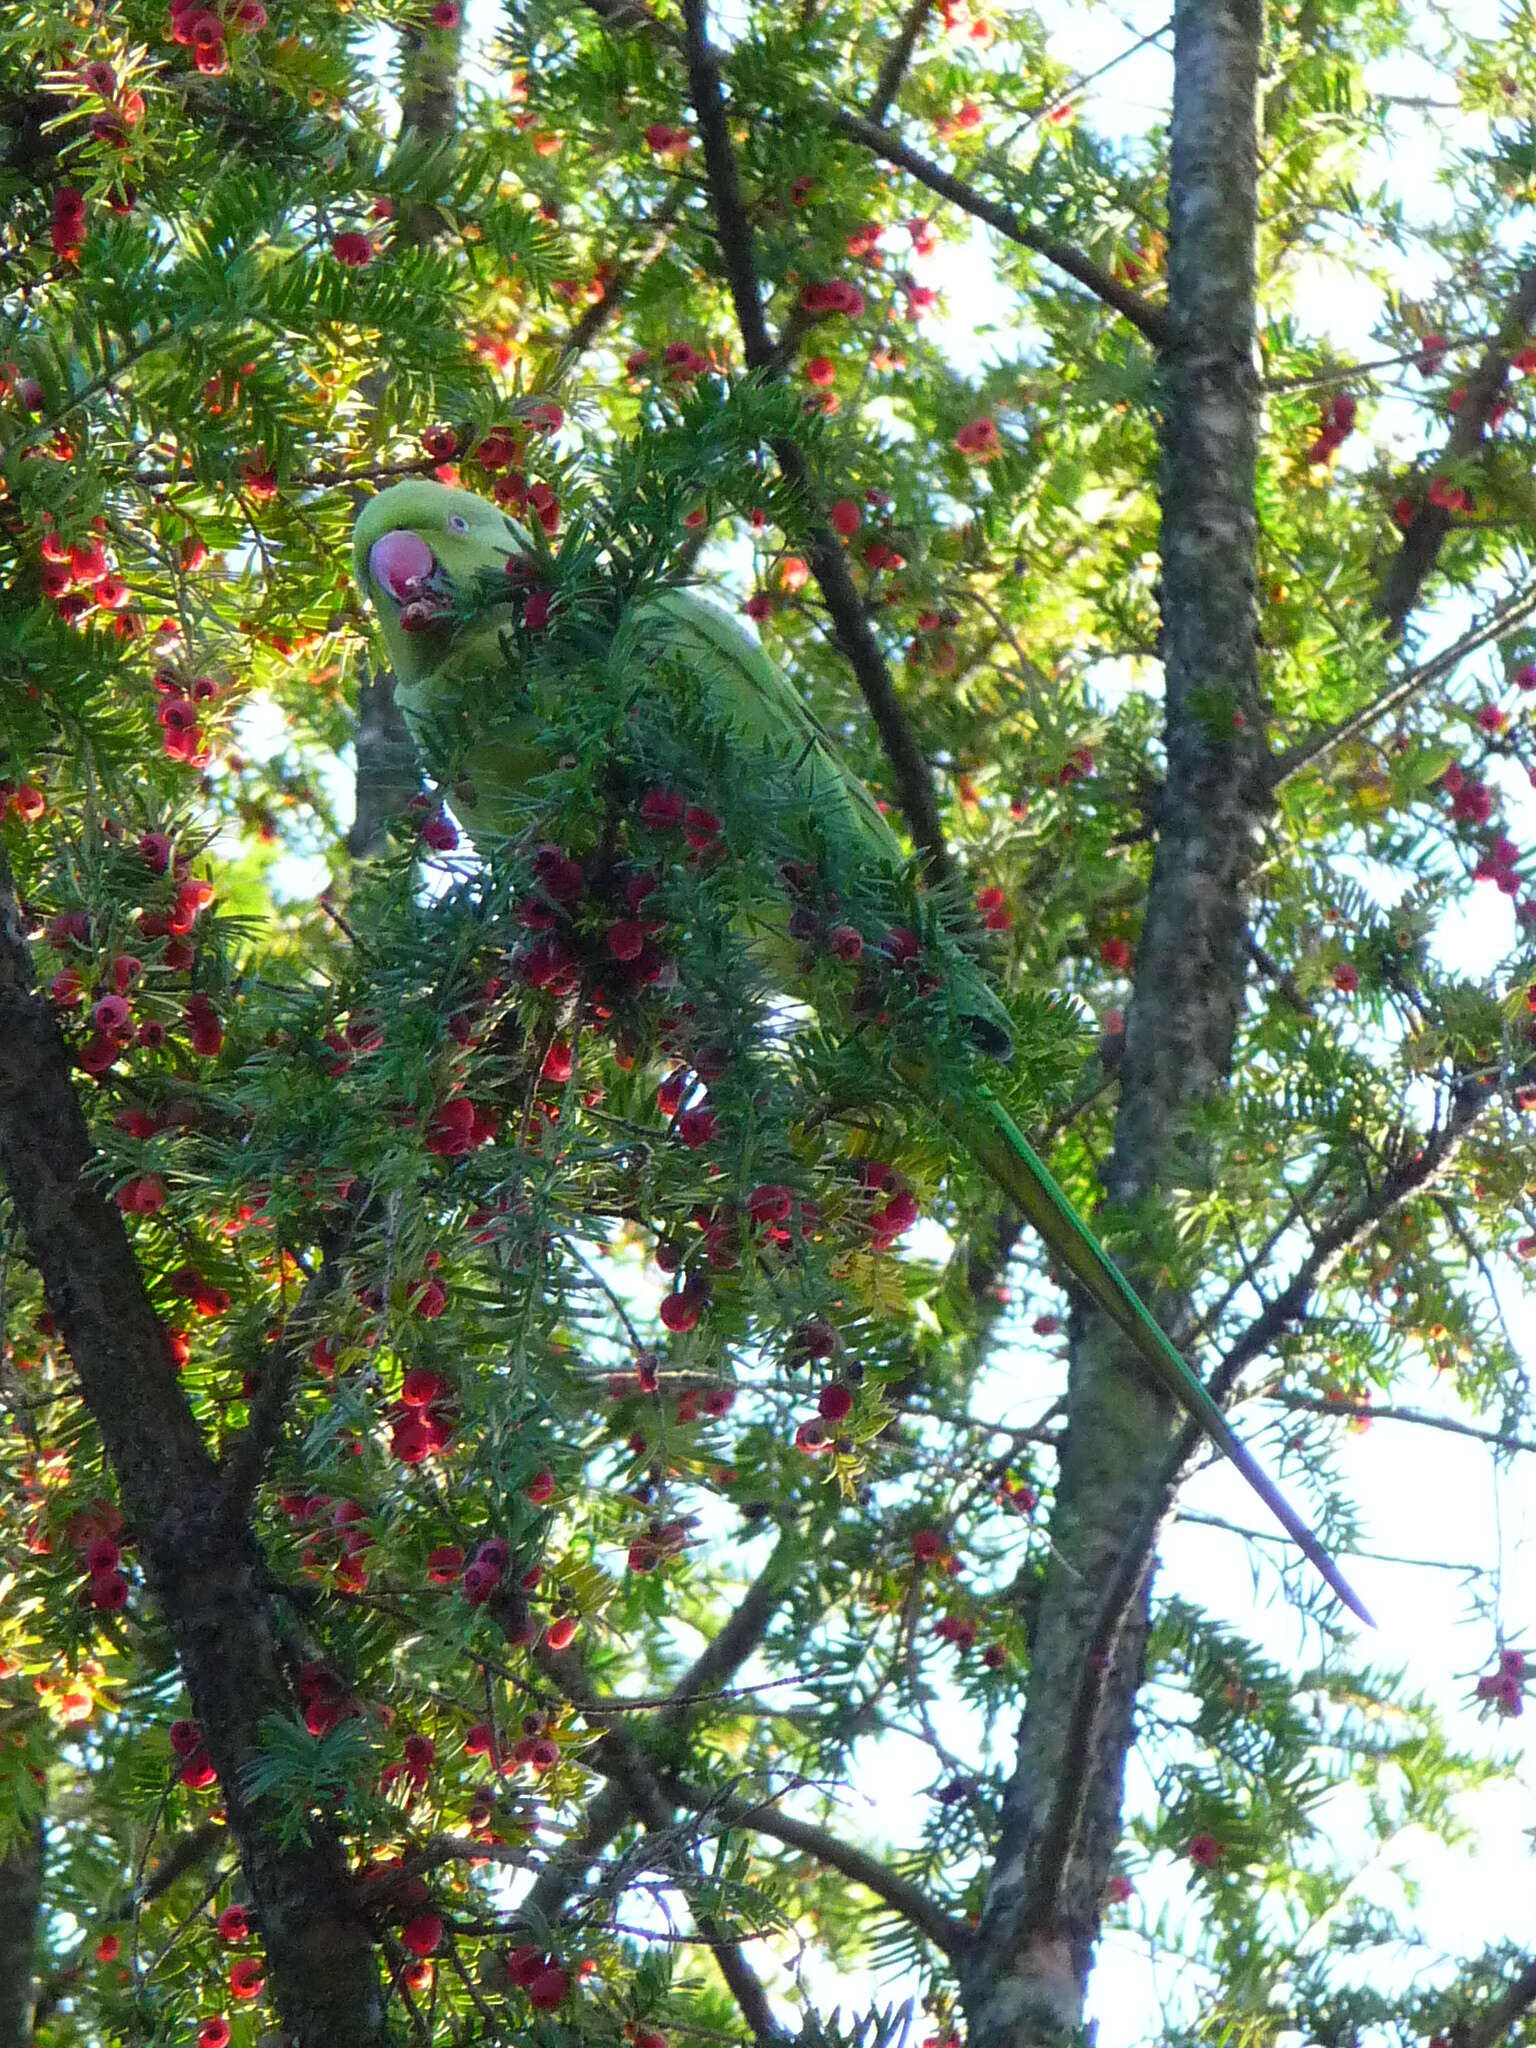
[3,0,1536,2045]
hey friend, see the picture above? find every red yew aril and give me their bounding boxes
[659,1289,700,1333]
[427,1545,464,1583]
[331,230,373,267]
[528,1965,571,2010]
[228,1957,265,1999]
[216,1905,250,1943]
[401,1913,442,1957]
[955,417,1000,459]
[184,993,224,1057]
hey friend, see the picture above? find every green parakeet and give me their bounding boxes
[352,479,1370,1626]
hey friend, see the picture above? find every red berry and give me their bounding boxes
[228,1956,266,1999]
[331,230,373,267]
[401,1912,442,1957]
[528,1965,570,2010]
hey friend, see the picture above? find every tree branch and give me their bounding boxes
[1461,1958,1536,2048]
[516,1529,802,1926]
[657,1772,973,1959]
[1271,572,1536,791]
[1266,1391,1536,1458]
[0,854,385,2047]
[0,1822,41,2048]
[536,1644,787,2044]
[1375,257,1536,643]
[829,112,1174,350]
[680,0,951,874]
[867,0,934,124]
[573,0,1171,353]
[1208,1081,1488,1403]
[967,5,1269,2037]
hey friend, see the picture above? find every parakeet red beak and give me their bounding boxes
[368,529,436,600]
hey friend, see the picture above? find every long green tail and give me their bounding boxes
[928,1076,1373,1627]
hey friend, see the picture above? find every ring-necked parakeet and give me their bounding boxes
[352,479,1370,1626]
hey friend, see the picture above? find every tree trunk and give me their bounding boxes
[963,2,1267,2041]
[0,873,388,2048]
[0,1823,42,2048]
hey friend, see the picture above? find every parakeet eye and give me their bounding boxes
[446,514,469,534]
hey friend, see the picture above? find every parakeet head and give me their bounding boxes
[352,480,530,683]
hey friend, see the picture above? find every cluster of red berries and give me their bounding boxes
[385,1363,458,1468]
[46,852,220,1078]
[1474,1647,1527,1718]
[1436,763,1536,912]
[151,661,224,766]
[467,1705,565,1773]
[294,1660,358,1738]
[1307,391,1357,465]
[164,0,266,72]
[169,1715,219,1789]
[799,278,866,319]
[624,1515,690,1576]
[379,1731,437,1799]
[494,1944,572,2010]
[509,828,682,1035]
[66,1500,131,1611]
[278,1492,376,1595]
[68,60,147,149]
[51,185,88,261]
[642,122,693,158]
[37,523,132,626]
[954,416,1000,460]
[935,99,984,142]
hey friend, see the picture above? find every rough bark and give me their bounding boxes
[963,3,1266,2042]
[0,1823,42,2048]
[0,866,386,2048]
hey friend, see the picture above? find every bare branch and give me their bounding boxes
[1267,1391,1536,1459]
[829,111,1174,350]
[659,1772,973,1959]
[867,0,935,124]
[1271,574,1536,791]
[680,0,952,874]
[516,1529,802,1927]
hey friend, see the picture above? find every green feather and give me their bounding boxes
[923,1077,1372,1625]
[353,480,1372,1626]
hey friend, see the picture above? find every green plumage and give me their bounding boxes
[352,480,1370,1627]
